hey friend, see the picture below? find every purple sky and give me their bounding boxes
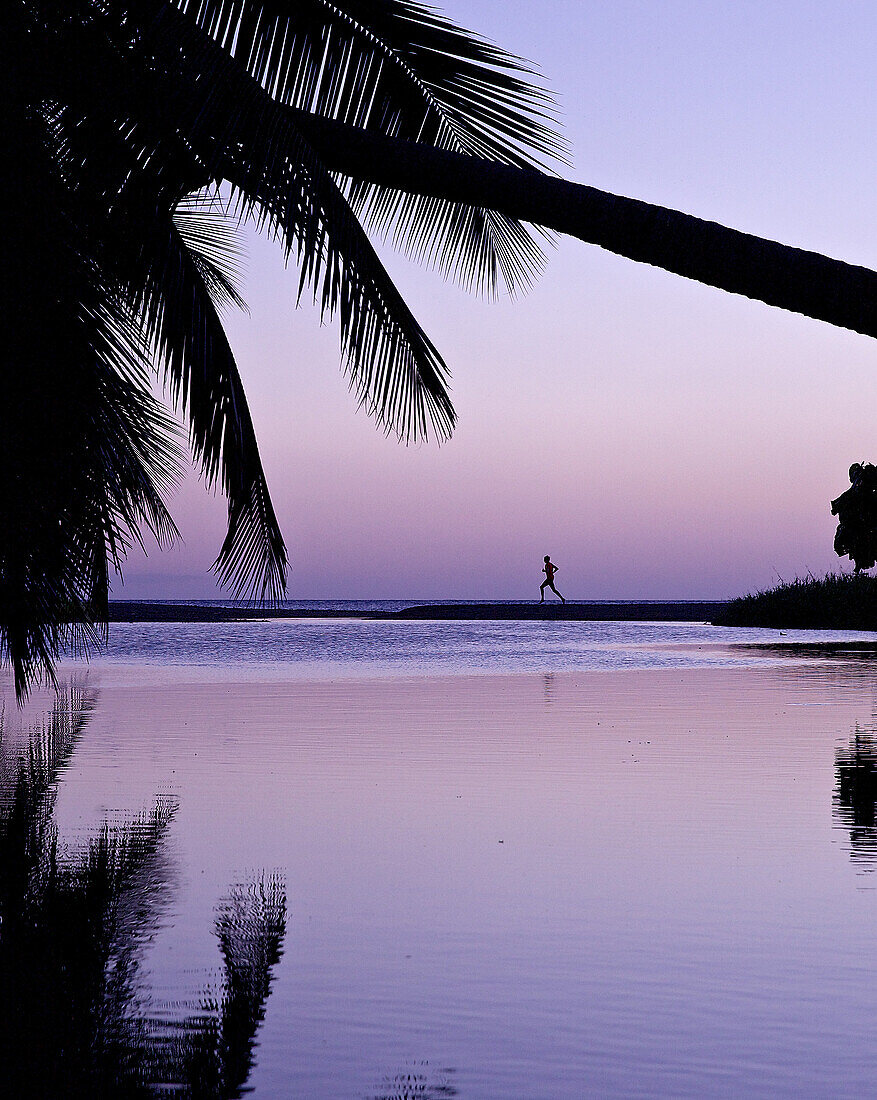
[119,0,877,600]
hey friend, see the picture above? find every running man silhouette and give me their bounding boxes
[540,556,566,603]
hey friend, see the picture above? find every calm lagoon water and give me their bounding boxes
[86,615,877,677]
[4,618,877,1097]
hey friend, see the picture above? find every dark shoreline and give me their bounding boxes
[712,573,877,630]
[108,600,727,623]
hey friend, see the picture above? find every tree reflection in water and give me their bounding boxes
[369,1063,458,1099]
[0,683,286,1098]
[834,724,877,869]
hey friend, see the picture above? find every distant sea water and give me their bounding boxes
[90,605,877,679]
[115,598,427,612]
[111,598,723,612]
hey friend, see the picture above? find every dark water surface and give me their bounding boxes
[3,621,877,1097]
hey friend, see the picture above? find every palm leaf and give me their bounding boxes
[1,101,183,697]
[177,0,567,292]
[141,5,456,441]
[41,38,287,599]
[173,192,249,315]
[123,203,288,599]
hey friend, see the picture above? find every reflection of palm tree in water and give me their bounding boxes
[0,683,286,1098]
[369,1062,458,1099]
[834,724,877,869]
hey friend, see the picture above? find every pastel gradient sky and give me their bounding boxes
[119,0,877,600]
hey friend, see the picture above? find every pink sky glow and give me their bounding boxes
[118,0,877,600]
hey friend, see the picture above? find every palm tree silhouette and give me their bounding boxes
[6,1,875,696]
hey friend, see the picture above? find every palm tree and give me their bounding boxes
[4,0,565,697]
[5,1,876,698]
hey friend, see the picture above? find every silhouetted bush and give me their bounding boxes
[712,572,877,629]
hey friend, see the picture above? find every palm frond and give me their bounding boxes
[176,0,566,293]
[177,0,565,160]
[126,208,288,599]
[144,6,456,441]
[1,101,183,697]
[173,192,249,314]
[41,41,287,600]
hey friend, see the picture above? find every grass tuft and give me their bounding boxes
[712,572,877,629]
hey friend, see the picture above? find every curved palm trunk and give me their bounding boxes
[294,110,877,340]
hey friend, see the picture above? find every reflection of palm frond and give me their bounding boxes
[0,686,287,1097]
[370,1062,458,1100]
[0,683,97,907]
[168,875,288,1099]
[0,683,174,1097]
